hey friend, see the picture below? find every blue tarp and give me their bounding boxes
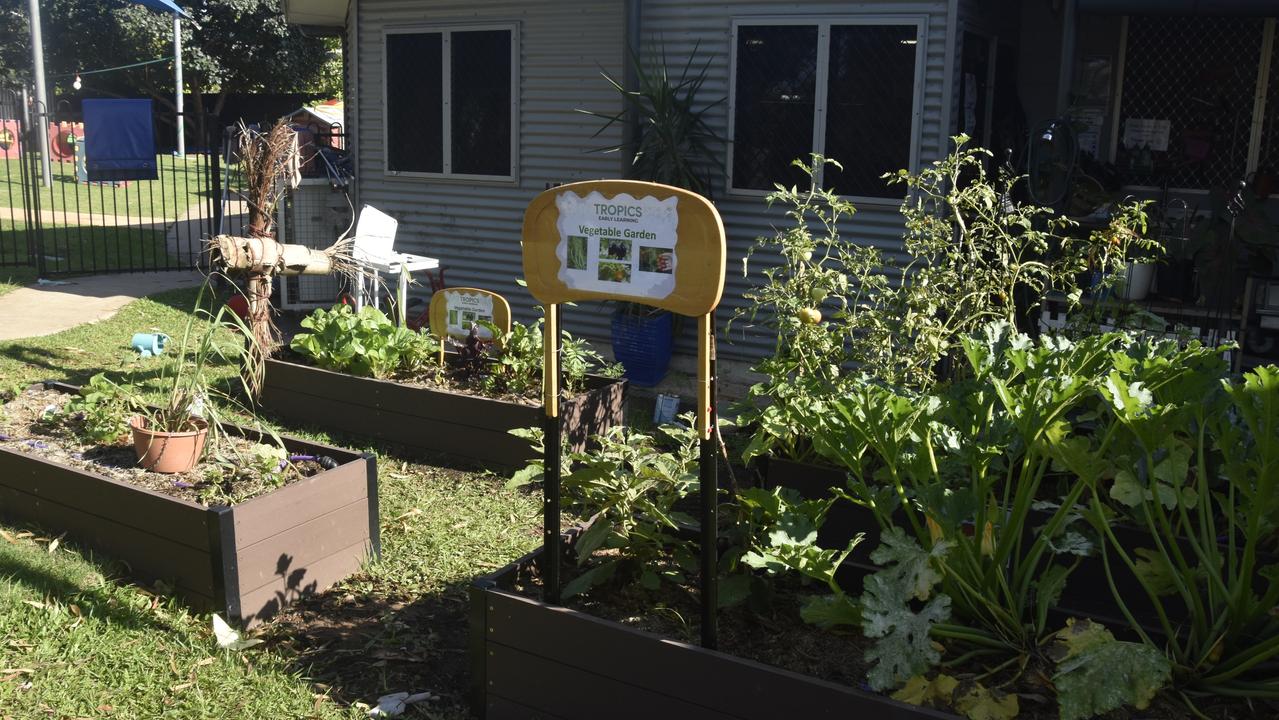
[126,0,191,18]
[83,99,158,182]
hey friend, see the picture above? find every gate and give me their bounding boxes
[0,87,222,276]
[0,89,38,270]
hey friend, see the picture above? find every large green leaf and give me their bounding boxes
[1052,619,1171,720]
[869,526,949,602]
[799,593,861,630]
[862,572,952,691]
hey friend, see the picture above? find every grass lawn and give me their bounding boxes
[0,155,213,221]
[0,288,544,718]
[0,218,172,276]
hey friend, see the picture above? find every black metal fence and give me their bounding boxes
[0,87,222,276]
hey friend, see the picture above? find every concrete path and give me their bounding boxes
[0,270,204,341]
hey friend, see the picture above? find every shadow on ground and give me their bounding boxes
[268,580,478,719]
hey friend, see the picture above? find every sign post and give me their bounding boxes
[521,180,726,647]
[427,287,512,364]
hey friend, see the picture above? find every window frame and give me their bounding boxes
[727,16,928,204]
[382,22,520,183]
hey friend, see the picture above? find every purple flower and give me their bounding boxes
[23,440,48,449]
[173,480,194,489]
[288,454,316,463]
[0,433,9,441]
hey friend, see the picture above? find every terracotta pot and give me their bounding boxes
[129,415,208,473]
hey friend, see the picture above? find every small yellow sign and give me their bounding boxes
[522,180,726,317]
[428,287,512,343]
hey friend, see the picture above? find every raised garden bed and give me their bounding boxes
[0,384,379,627]
[261,356,627,467]
[470,540,958,720]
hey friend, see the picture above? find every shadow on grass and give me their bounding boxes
[0,522,183,633]
[268,578,478,718]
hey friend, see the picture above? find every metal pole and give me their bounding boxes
[174,14,185,158]
[543,303,562,604]
[1056,0,1078,116]
[26,0,51,187]
[699,310,718,649]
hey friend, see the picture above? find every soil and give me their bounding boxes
[0,386,327,506]
[509,550,1275,720]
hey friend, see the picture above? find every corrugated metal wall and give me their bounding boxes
[352,0,955,361]
[640,0,953,359]
[352,0,628,345]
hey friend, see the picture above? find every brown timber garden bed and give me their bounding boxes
[261,356,627,467]
[0,383,379,627]
[469,537,958,720]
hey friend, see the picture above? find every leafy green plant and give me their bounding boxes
[735,140,1156,465]
[732,155,885,464]
[808,324,1195,716]
[290,304,439,380]
[510,419,701,598]
[54,373,136,444]
[291,305,618,398]
[1080,352,1279,703]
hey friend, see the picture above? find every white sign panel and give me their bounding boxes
[554,190,679,299]
[1122,118,1170,153]
[445,290,496,339]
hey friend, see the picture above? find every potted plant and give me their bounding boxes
[578,42,725,387]
[127,279,264,473]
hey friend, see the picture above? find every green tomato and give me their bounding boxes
[809,286,826,303]
[798,308,822,325]
[799,249,813,262]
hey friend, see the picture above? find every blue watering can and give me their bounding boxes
[130,333,169,357]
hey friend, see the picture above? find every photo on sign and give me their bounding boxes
[601,238,632,261]
[639,246,672,274]
[598,261,631,284]
[448,309,458,326]
[566,235,588,270]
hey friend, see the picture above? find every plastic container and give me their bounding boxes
[611,309,673,387]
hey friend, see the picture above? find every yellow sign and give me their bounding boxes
[522,180,726,317]
[429,287,511,341]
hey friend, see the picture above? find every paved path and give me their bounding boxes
[0,270,205,341]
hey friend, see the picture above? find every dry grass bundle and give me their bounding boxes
[238,120,299,239]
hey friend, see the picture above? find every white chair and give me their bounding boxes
[349,205,440,325]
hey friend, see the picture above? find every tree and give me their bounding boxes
[0,0,339,112]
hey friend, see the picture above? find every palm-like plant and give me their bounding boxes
[578,42,726,196]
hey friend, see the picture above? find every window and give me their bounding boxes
[385,25,517,179]
[730,19,924,199]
